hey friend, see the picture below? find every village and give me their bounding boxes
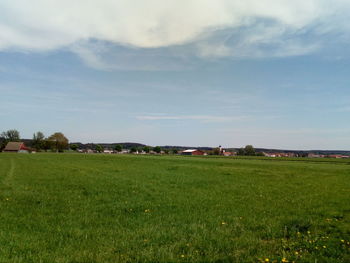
[2,140,350,159]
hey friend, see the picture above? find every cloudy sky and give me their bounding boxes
[1,0,350,149]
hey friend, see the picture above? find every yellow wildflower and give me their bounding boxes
[281,258,288,263]
[265,258,269,262]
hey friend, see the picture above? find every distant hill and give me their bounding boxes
[160,145,213,151]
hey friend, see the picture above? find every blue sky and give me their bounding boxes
[1,0,350,149]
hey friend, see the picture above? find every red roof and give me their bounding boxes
[3,142,29,152]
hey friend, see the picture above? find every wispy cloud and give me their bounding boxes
[136,114,247,123]
[215,127,350,150]
[219,127,350,135]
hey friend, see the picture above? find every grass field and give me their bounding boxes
[0,154,349,263]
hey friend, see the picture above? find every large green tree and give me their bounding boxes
[153,146,161,154]
[130,147,137,153]
[42,139,53,152]
[95,145,103,153]
[244,145,256,156]
[32,131,45,151]
[48,132,69,152]
[70,144,78,151]
[114,144,122,152]
[237,145,256,156]
[1,129,20,150]
[237,148,245,156]
[1,129,20,142]
[143,146,150,153]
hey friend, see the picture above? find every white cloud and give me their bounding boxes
[0,0,349,62]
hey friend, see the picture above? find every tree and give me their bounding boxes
[70,144,78,151]
[42,139,53,152]
[244,145,256,156]
[237,148,245,156]
[153,146,161,154]
[212,148,221,155]
[1,129,20,142]
[95,145,103,153]
[172,149,178,154]
[114,144,122,152]
[143,146,151,153]
[1,129,20,151]
[0,138,5,151]
[48,132,69,152]
[130,147,137,153]
[32,131,45,151]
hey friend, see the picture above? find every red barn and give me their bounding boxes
[181,149,205,156]
[3,142,30,153]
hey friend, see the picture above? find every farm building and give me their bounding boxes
[181,149,206,156]
[222,151,233,157]
[3,142,30,153]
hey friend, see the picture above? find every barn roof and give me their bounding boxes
[3,142,24,151]
[182,149,200,153]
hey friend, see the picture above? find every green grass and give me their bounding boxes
[0,154,349,263]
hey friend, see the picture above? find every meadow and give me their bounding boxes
[0,153,349,263]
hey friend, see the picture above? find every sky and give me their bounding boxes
[1,0,350,150]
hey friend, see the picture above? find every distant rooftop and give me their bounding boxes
[3,142,24,151]
[182,149,199,153]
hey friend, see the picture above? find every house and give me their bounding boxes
[328,154,349,159]
[3,142,30,153]
[222,151,233,157]
[264,152,276,157]
[181,149,205,156]
[264,152,296,158]
[308,153,324,158]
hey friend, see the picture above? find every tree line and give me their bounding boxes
[236,145,264,156]
[91,144,176,154]
[0,129,69,152]
[1,129,262,156]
